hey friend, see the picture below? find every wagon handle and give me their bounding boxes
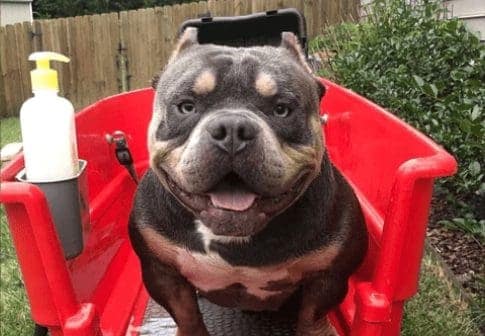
[372,152,457,299]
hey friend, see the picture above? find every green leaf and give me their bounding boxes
[479,182,485,195]
[312,0,484,237]
[471,105,481,121]
[458,119,471,133]
[422,83,438,98]
[412,75,424,87]
[469,161,481,176]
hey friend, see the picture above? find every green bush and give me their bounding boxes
[311,0,484,238]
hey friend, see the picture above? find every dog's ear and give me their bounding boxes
[281,32,325,100]
[280,32,312,74]
[168,27,199,64]
[152,27,199,89]
[151,74,160,89]
[316,79,326,99]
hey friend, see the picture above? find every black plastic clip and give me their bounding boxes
[106,131,138,184]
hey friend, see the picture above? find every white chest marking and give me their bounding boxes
[140,223,341,301]
[176,248,289,299]
[173,221,286,299]
[195,220,251,251]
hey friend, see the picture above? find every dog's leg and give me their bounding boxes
[141,257,209,336]
[296,273,348,336]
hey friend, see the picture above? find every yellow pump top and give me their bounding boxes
[28,52,70,91]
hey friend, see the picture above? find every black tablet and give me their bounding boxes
[179,8,308,56]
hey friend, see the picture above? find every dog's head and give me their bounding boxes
[148,28,325,237]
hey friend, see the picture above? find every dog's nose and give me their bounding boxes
[206,115,259,155]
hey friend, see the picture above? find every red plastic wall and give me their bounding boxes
[0,80,456,336]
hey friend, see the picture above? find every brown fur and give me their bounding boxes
[255,72,278,96]
[193,70,216,95]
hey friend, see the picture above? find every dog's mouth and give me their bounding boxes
[207,173,258,212]
[161,169,311,236]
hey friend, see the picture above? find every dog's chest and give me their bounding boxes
[175,248,293,300]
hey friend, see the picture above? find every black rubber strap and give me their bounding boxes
[33,324,48,336]
[107,131,139,185]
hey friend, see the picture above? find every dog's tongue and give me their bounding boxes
[208,174,258,211]
[209,190,257,211]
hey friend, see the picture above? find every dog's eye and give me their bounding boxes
[273,104,291,118]
[178,102,196,114]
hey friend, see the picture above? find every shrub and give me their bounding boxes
[311,0,484,238]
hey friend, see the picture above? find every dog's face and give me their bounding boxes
[148,28,325,237]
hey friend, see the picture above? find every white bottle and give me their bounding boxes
[20,51,79,181]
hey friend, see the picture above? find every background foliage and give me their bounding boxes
[311,0,484,238]
[32,0,196,18]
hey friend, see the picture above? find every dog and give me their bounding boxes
[129,27,368,336]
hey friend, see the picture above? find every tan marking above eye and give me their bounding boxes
[255,72,277,97]
[193,70,216,95]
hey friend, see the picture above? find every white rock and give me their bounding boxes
[0,142,23,162]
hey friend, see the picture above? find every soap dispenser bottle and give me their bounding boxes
[20,51,79,181]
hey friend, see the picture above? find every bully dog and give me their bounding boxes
[129,27,368,336]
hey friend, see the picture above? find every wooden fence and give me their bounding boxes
[0,0,358,117]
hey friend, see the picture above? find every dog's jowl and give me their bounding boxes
[129,27,368,336]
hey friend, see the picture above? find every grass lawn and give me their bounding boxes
[0,117,21,147]
[0,117,481,335]
[1,117,33,335]
[402,254,481,335]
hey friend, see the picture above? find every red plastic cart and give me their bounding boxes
[0,78,457,335]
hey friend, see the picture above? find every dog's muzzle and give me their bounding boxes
[205,113,260,156]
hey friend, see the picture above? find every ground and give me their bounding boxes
[0,117,481,335]
[428,197,484,303]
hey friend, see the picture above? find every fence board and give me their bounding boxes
[68,16,90,108]
[0,27,8,117]
[53,18,72,100]
[153,7,167,78]
[314,0,325,36]
[197,1,209,18]
[13,23,31,106]
[123,9,153,90]
[106,12,121,94]
[236,0,252,15]
[224,0,232,16]
[161,5,175,66]
[146,8,162,89]
[207,0,218,16]
[32,20,42,51]
[3,25,23,117]
[0,0,358,117]
[132,9,150,89]
[120,10,135,89]
[91,13,120,100]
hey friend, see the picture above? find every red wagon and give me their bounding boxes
[0,78,456,335]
